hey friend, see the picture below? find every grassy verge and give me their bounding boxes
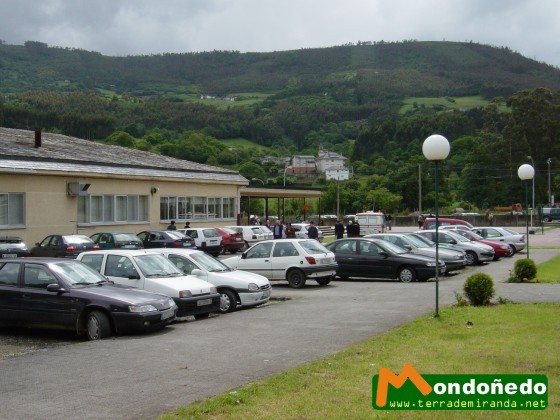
[535,255,560,283]
[161,303,560,419]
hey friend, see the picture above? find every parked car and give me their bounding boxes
[325,238,446,282]
[0,258,177,340]
[422,217,474,230]
[541,207,560,223]
[224,226,268,250]
[30,234,100,258]
[222,239,336,288]
[136,230,195,249]
[90,232,143,250]
[77,250,220,319]
[214,227,245,254]
[176,228,223,256]
[259,225,274,240]
[470,227,526,254]
[447,228,512,260]
[366,233,467,273]
[291,223,324,242]
[0,236,31,258]
[153,248,271,313]
[414,230,495,265]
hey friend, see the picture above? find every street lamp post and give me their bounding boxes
[422,134,450,318]
[527,156,535,227]
[548,158,552,207]
[518,164,535,259]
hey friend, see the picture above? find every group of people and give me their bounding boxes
[271,220,319,240]
[334,219,360,239]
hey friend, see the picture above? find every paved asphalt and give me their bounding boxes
[1,227,559,419]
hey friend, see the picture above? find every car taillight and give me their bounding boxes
[114,244,122,248]
[305,256,317,264]
[66,245,76,253]
[139,243,144,248]
[92,244,100,250]
[171,241,182,248]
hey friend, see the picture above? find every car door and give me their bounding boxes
[0,262,23,323]
[240,242,274,278]
[32,235,59,257]
[20,263,73,328]
[358,241,395,278]
[329,240,359,276]
[103,254,144,289]
[270,242,300,280]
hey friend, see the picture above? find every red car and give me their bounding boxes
[451,229,513,260]
[215,227,245,254]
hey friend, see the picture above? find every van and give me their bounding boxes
[541,207,560,223]
[421,217,474,230]
[355,212,385,235]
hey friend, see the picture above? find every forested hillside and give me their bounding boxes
[1,40,560,215]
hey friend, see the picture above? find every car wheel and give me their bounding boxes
[86,310,111,340]
[218,289,238,313]
[397,266,416,283]
[316,277,331,286]
[287,269,306,288]
[194,312,210,320]
[509,245,517,255]
[465,251,478,266]
[544,216,551,222]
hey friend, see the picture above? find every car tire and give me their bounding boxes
[465,251,478,266]
[218,289,238,313]
[543,216,551,222]
[397,266,416,283]
[287,269,306,288]
[194,312,210,320]
[86,310,111,340]
[509,245,517,255]
[316,277,331,286]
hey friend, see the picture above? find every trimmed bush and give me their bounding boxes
[463,273,495,306]
[510,258,537,282]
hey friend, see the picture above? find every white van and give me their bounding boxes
[77,250,220,319]
[355,211,386,235]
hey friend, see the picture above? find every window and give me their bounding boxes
[0,262,20,286]
[78,195,148,225]
[160,196,237,222]
[0,193,25,227]
[80,254,104,273]
[246,242,273,259]
[23,266,57,289]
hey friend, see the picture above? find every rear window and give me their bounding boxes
[356,215,384,225]
[202,229,220,237]
[299,240,330,254]
[114,233,140,242]
[64,235,93,244]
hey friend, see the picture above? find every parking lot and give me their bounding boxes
[0,228,559,419]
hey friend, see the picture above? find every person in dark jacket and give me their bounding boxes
[307,221,319,240]
[334,220,345,239]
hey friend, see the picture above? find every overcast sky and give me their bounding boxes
[1,0,559,66]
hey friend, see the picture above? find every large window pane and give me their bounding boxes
[115,196,127,221]
[207,197,220,219]
[0,193,25,227]
[193,197,206,220]
[178,197,192,220]
[223,197,235,218]
[138,196,148,221]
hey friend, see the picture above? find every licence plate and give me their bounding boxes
[161,309,175,320]
[182,243,190,247]
[124,245,135,249]
[262,290,271,298]
[2,254,17,258]
[197,298,212,306]
[320,258,332,264]
[209,240,219,244]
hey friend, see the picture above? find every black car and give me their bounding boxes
[30,234,100,258]
[137,230,195,249]
[0,258,177,340]
[90,232,144,250]
[0,236,31,258]
[324,238,446,282]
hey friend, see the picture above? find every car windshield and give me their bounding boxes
[376,240,408,255]
[202,229,220,238]
[114,233,140,242]
[404,234,429,248]
[299,240,330,254]
[409,233,436,246]
[134,254,183,277]
[457,230,483,240]
[190,252,231,272]
[166,231,186,239]
[51,261,110,286]
[502,228,519,236]
[445,231,470,243]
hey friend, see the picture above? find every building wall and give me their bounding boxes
[1,172,240,247]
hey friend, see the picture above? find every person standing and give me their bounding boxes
[417,214,424,229]
[352,220,360,237]
[167,220,177,230]
[385,214,392,231]
[307,221,319,240]
[273,220,284,239]
[285,223,296,238]
[334,219,344,239]
[346,220,353,238]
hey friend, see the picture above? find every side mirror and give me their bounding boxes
[379,251,389,258]
[403,244,412,251]
[241,252,247,260]
[191,269,204,277]
[128,273,141,280]
[47,283,66,293]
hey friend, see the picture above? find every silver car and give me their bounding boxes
[470,227,526,254]
[366,233,467,273]
[414,230,495,266]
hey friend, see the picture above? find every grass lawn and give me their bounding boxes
[161,300,560,419]
[535,255,560,283]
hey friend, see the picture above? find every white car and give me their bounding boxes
[414,230,495,265]
[77,249,220,319]
[222,239,337,288]
[151,248,271,313]
[225,225,268,250]
[176,227,223,257]
[291,223,324,242]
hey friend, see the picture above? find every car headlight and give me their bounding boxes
[128,304,158,313]
[167,298,177,308]
[248,283,260,292]
[426,262,437,267]
[210,286,218,294]
[179,290,193,298]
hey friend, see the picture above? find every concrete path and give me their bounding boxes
[0,228,558,419]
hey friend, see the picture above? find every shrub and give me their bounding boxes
[510,258,537,282]
[463,273,495,306]
[454,291,469,307]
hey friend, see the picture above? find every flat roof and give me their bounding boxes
[240,187,322,199]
